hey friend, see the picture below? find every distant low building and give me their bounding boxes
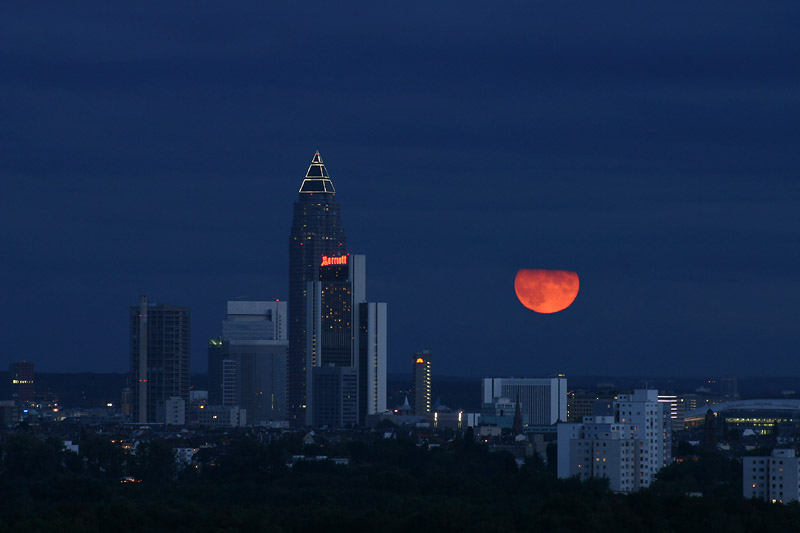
[186,396,243,427]
[679,394,729,414]
[684,399,800,435]
[156,397,186,426]
[482,377,567,426]
[0,401,20,425]
[480,396,516,428]
[174,447,198,469]
[189,390,208,402]
[567,392,615,423]
[195,405,246,427]
[657,394,686,432]
[432,409,475,430]
[744,449,800,503]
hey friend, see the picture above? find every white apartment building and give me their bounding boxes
[615,389,672,485]
[558,389,672,492]
[744,449,800,503]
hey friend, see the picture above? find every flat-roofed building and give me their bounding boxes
[558,389,672,492]
[130,296,190,423]
[208,301,288,425]
[412,351,433,417]
[483,377,567,426]
[684,399,800,435]
[10,361,34,404]
[744,449,800,503]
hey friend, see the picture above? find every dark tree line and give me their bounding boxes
[1,432,800,532]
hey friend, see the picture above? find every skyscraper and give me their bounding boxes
[306,255,364,373]
[412,350,432,416]
[305,254,387,426]
[358,301,387,423]
[288,152,346,425]
[130,295,190,423]
[208,301,287,424]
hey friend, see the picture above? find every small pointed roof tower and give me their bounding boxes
[299,151,336,194]
[399,395,412,413]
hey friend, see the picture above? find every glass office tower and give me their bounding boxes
[287,152,346,425]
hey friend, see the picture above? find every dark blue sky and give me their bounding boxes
[2,1,798,378]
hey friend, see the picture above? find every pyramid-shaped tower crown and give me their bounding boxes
[299,151,336,194]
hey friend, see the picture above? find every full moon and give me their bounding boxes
[514,269,580,314]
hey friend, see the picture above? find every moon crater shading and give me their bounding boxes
[515,269,579,314]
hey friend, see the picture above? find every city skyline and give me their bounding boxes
[1,2,798,378]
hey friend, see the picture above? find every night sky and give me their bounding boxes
[2,2,798,378]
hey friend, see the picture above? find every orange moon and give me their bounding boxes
[514,269,580,314]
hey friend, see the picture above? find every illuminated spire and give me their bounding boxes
[299,151,336,194]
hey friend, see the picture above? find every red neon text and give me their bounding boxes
[321,255,348,267]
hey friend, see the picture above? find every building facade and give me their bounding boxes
[567,392,615,423]
[306,254,386,426]
[208,301,287,424]
[311,365,358,428]
[9,361,34,404]
[156,396,186,425]
[306,255,364,371]
[744,449,800,503]
[482,377,567,426]
[129,296,190,423]
[194,404,247,427]
[657,393,686,432]
[558,417,639,492]
[358,301,387,423]
[288,152,347,425]
[558,389,672,492]
[412,350,432,416]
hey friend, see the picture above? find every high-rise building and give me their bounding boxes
[558,389,672,492]
[614,389,672,477]
[208,301,287,424]
[358,301,387,423]
[9,361,34,404]
[482,377,567,426]
[306,254,386,426]
[288,152,347,425]
[412,350,432,416]
[306,255,364,371]
[130,295,190,423]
